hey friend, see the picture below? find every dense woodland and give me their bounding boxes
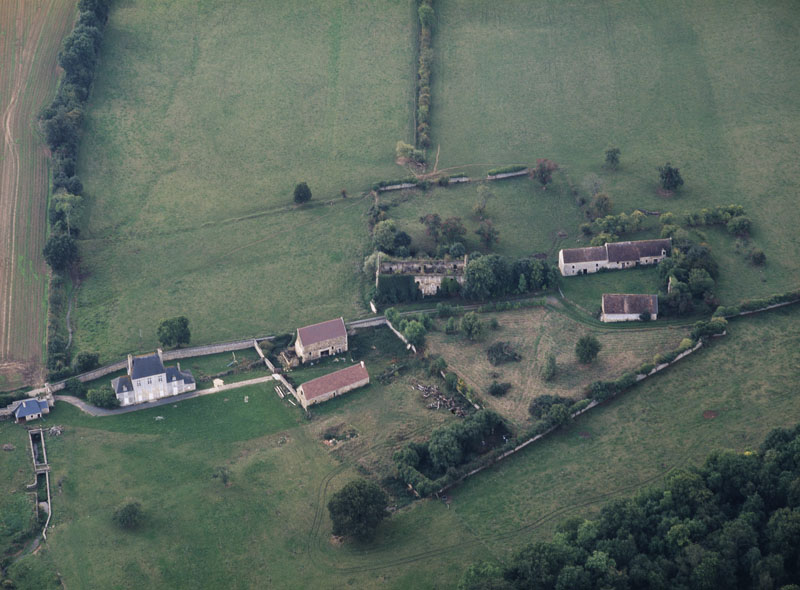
[460,424,800,590]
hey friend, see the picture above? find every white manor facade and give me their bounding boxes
[111,349,195,406]
[558,238,672,277]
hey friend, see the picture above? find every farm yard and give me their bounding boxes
[3,306,798,589]
[2,0,800,588]
[0,0,76,389]
[426,305,690,427]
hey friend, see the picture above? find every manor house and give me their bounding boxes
[111,349,195,406]
[558,238,671,276]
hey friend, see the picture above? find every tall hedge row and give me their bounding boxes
[416,0,434,148]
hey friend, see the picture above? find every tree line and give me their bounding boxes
[460,423,800,590]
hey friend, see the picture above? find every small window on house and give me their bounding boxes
[158,376,163,382]
[147,378,152,385]
[137,380,141,387]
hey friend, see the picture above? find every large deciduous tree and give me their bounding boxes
[293,182,312,204]
[327,479,389,540]
[476,220,499,249]
[531,158,559,188]
[575,334,601,364]
[441,217,467,244]
[157,316,191,348]
[43,234,78,271]
[658,163,684,191]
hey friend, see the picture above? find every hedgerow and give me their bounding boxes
[486,165,527,176]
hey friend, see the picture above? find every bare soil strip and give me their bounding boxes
[0,0,75,388]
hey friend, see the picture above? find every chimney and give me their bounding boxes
[127,354,133,376]
[157,348,163,362]
[360,360,365,368]
[177,362,181,372]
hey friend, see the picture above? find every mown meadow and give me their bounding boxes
[74,0,417,360]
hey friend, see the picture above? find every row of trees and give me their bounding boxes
[463,254,559,300]
[460,423,800,590]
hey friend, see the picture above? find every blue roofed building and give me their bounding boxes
[14,399,51,423]
[111,349,195,406]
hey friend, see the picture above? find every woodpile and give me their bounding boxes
[412,382,467,417]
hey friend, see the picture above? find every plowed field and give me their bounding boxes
[0,0,75,390]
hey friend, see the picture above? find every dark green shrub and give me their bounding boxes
[487,381,511,397]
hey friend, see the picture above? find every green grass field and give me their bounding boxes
[74,0,417,360]
[431,0,800,303]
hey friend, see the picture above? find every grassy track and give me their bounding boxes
[431,0,800,302]
[0,0,76,389]
[73,0,416,360]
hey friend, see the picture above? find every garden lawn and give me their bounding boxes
[74,0,416,360]
[427,306,689,427]
[432,0,800,302]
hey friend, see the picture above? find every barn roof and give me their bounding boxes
[561,246,607,264]
[299,363,369,401]
[605,239,671,263]
[130,353,166,379]
[297,318,346,347]
[602,294,659,315]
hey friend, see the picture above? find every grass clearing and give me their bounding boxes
[432,0,800,302]
[74,0,417,359]
[427,306,689,427]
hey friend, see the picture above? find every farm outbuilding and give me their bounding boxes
[559,238,671,276]
[294,318,348,364]
[296,362,369,410]
[601,294,659,322]
[14,399,51,423]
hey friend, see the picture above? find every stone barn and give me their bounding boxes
[559,238,671,276]
[601,294,659,322]
[111,349,195,406]
[294,317,348,364]
[296,362,369,409]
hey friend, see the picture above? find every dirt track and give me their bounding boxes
[0,0,75,389]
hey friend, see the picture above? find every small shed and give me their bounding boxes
[14,399,51,423]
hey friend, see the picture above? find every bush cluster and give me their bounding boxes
[658,237,719,317]
[585,210,646,242]
[416,0,435,148]
[486,342,521,366]
[385,308,431,348]
[464,255,559,301]
[375,275,422,305]
[713,289,800,317]
[371,177,421,191]
[394,410,507,495]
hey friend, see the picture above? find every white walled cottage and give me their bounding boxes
[558,238,671,277]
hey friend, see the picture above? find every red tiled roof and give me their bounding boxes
[300,363,369,400]
[297,317,346,347]
[602,294,658,315]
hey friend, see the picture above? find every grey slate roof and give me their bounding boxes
[602,294,659,315]
[111,376,133,394]
[166,366,195,384]
[130,353,166,380]
[15,399,48,418]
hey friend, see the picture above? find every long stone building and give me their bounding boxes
[111,349,196,406]
[601,293,659,322]
[296,361,370,409]
[558,238,671,276]
[294,318,348,363]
